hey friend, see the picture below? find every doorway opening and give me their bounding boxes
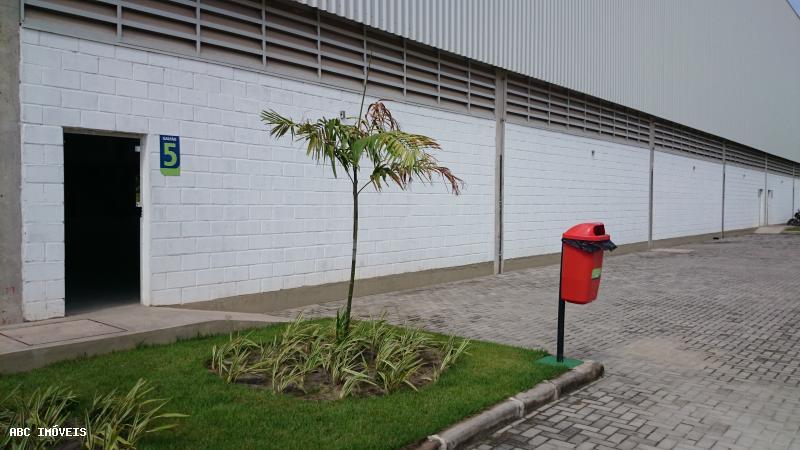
[64,133,141,314]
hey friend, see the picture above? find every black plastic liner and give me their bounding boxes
[562,238,617,253]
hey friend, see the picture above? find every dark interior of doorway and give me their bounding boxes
[64,133,141,314]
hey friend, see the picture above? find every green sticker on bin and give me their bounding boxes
[591,267,602,279]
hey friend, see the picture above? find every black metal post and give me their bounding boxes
[556,244,565,362]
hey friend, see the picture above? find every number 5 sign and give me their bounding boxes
[160,135,180,176]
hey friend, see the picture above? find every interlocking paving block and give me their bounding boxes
[1,319,126,346]
[275,234,800,449]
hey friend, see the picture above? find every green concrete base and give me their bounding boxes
[536,355,583,369]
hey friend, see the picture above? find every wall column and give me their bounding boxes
[494,70,506,274]
[792,166,796,214]
[721,143,727,238]
[647,120,655,249]
[0,0,24,324]
[764,155,769,225]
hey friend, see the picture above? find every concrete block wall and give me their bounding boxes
[16,28,797,321]
[724,165,765,231]
[767,173,794,225]
[653,152,723,240]
[145,87,494,306]
[19,29,495,319]
[503,125,650,258]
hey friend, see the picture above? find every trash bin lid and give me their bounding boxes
[562,222,610,241]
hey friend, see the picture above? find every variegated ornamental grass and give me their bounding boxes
[209,317,470,400]
[0,380,185,450]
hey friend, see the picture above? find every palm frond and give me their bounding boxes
[362,129,463,194]
[260,110,297,139]
[262,111,365,179]
[364,101,399,132]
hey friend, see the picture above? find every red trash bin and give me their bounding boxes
[560,223,615,304]
[549,222,616,363]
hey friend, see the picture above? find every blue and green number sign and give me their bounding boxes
[160,135,180,176]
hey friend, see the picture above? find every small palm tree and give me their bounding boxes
[261,89,463,337]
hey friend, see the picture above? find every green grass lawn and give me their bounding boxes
[785,226,800,233]
[0,321,566,450]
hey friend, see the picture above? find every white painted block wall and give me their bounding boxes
[503,125,650,258]
[19,30,495,319]
[767,173,794,225]
[652,152,723,240]
[723,165,764,231]
[18,29,795,322]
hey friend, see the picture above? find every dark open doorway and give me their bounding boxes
[64,133,141,314]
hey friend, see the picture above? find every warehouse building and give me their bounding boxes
[1,0,799,323]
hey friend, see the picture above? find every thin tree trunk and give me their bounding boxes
[344,176,359,331]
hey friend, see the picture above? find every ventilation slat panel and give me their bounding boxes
[508,74,655,147]
[25,0,495,116]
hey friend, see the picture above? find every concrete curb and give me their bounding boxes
[418,360,604,450]
[0,319,274,374]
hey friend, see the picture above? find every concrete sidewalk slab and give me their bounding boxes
[650,248,694,254]
[0,334,27,353]
[754,225,788,234]
[0,304,287,374]
[2,319,125,346]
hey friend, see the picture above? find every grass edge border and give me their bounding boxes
[416,360,604,450]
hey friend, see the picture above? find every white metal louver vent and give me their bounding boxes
[505,72,798,173]
[506,74,650,147]
[23,0,496,116]
[767,155,795,176]
[654,122,724,161]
